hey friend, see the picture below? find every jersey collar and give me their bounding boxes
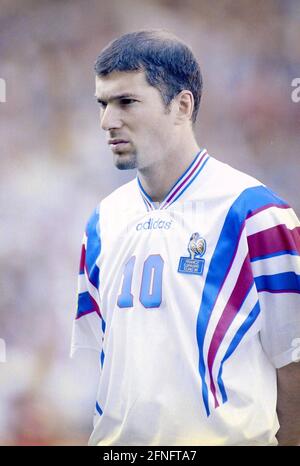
[137,148,209,211]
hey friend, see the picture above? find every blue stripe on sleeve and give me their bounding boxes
[77,291,96,317]
[255,272,300,294]
[86,207,101,289]
[100,349,105,368]
[101,317,106,334]
[96,401,103,416]
[78,291,92,309]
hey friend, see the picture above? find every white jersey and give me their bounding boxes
[71,149,300,446]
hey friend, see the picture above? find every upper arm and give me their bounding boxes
[246,201,300,367]
[71,206,104,357]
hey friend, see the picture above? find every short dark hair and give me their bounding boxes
[94,29,203,124]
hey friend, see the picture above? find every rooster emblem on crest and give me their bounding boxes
[188,233,206,259]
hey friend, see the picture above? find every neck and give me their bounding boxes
[137,136,200,203]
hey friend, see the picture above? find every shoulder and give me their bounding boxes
[100,178,139,212]
[84,178,139,235]
[209,157,289,216]
[207,157,263,196]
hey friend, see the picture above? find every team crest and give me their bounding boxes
[178,233,206,276]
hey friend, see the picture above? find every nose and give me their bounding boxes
[100,105,122,131]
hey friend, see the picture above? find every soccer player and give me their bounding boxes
[71,30,300,446]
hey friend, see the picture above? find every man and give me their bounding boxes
[71,30,300,446]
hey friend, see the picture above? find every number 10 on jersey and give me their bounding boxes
[117,254,164,309]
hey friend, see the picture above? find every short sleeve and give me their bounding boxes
[246,200,300,368]
[70,206,104,357]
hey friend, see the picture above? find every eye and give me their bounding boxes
[120,98,136,106]
[98,101,107,109]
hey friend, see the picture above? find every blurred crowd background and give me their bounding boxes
[0,0,299,445]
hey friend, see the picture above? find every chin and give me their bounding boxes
[114,153,137,170]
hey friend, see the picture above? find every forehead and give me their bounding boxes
[95,70,153,99]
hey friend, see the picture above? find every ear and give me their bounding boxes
[174,90,194,124]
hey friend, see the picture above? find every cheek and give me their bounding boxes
[145,114,171,136]
[151,120,173,147]
[132,109,174,147]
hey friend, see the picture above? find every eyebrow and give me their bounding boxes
[95,93,140,103]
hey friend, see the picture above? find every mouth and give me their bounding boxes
[108,139,130,151]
